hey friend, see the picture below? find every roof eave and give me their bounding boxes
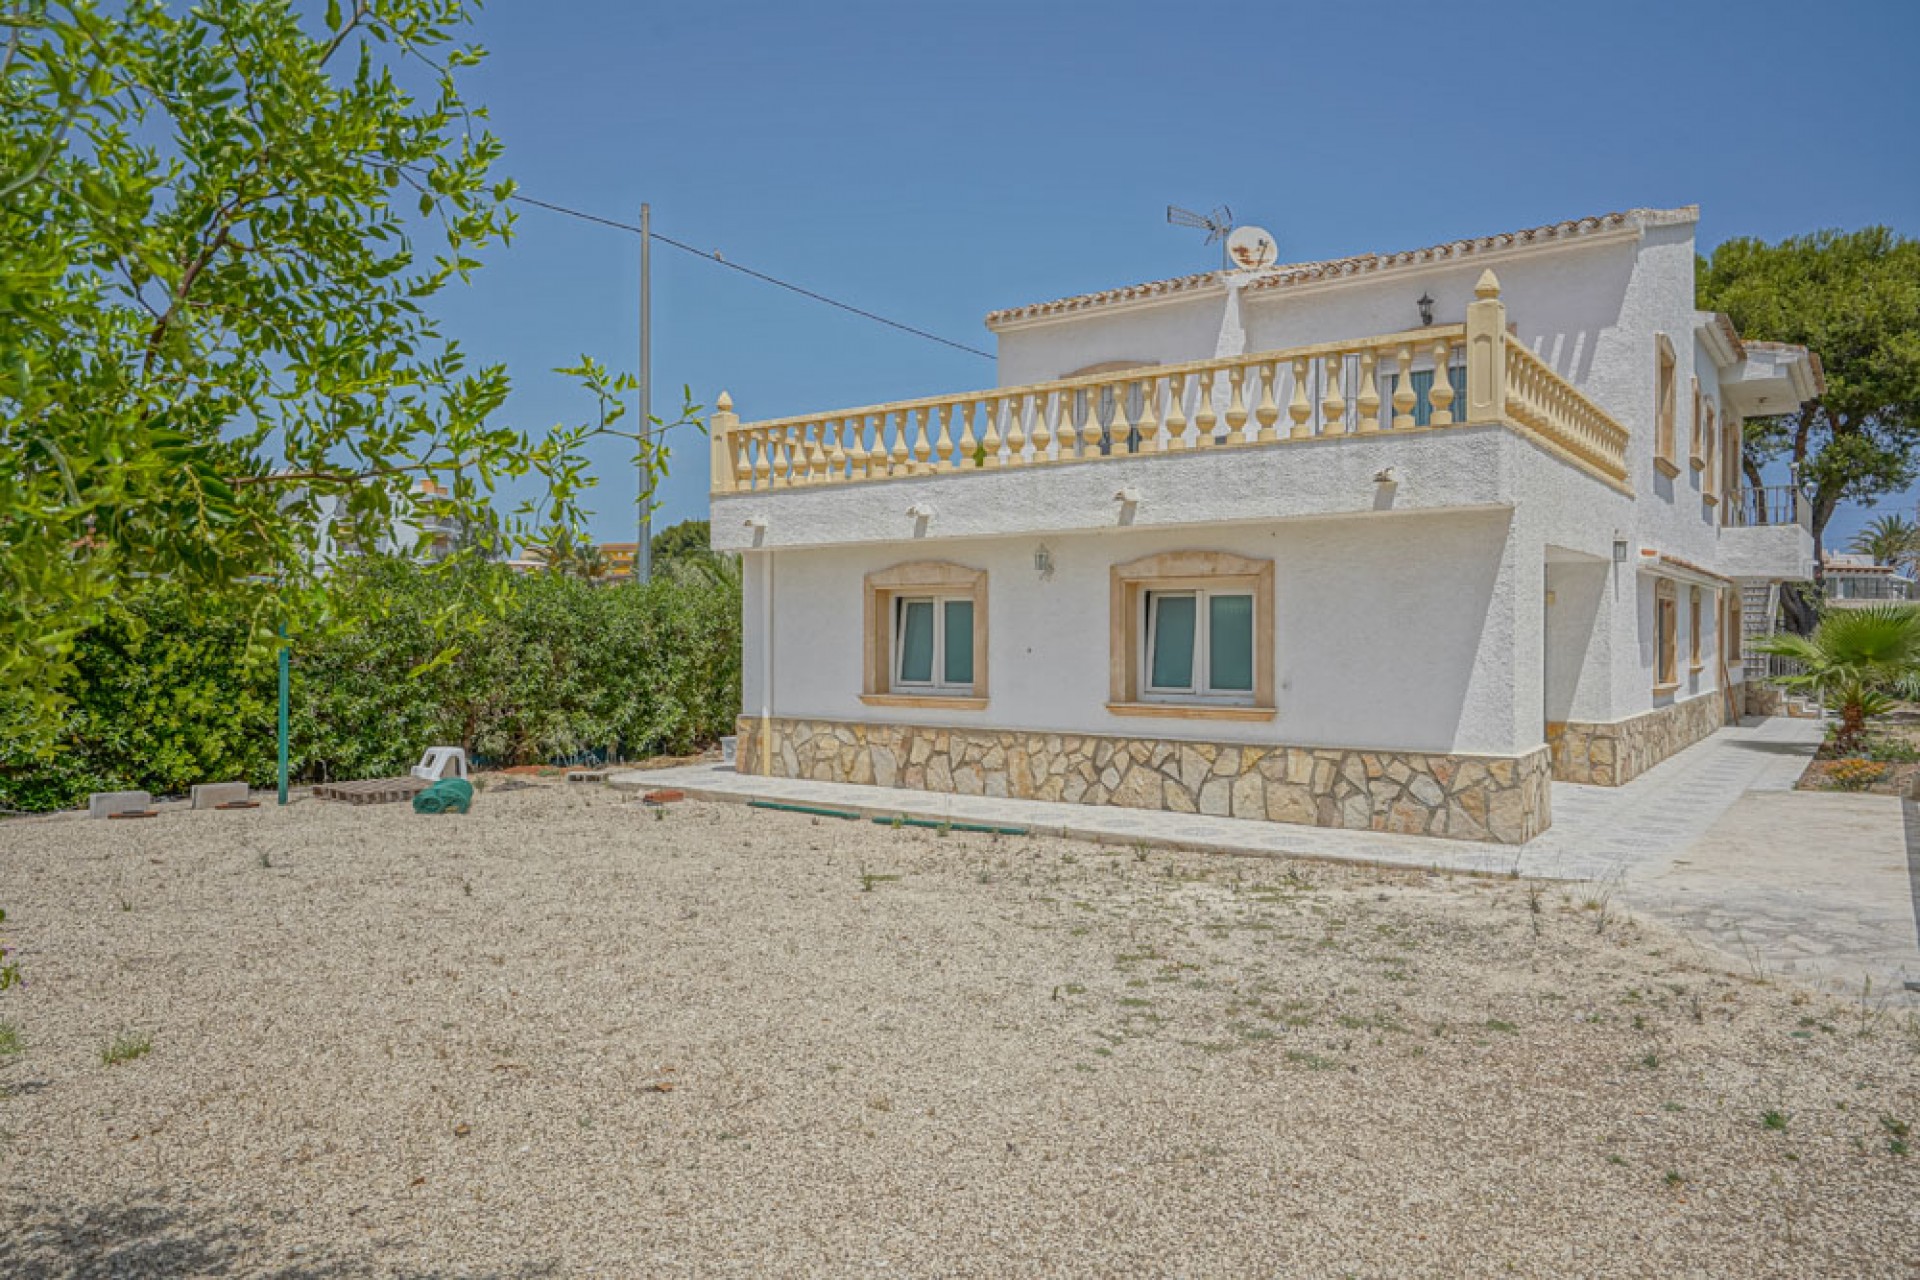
[1696,313,1747,368]
[985,276,1230,335]
[985,205,1696,334]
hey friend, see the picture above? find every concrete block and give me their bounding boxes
[88,790,151,818]
[191,782,251,810]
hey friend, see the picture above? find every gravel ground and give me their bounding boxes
[0,785,1916,1278]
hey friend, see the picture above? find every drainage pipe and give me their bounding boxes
[873,815,1030,836]
[759,548,775,777]
[748,800,861,820]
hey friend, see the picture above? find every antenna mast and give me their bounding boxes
[1166,204,1235,268]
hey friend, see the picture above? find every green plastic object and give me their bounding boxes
[413,777,474,815]
[748,799,861,820]
[871,815,1028,836]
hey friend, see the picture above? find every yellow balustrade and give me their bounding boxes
[1499,338,1632,485]
[709,273,1630,495]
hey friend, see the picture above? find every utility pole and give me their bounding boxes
[636,202,654,583]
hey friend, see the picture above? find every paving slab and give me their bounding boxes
[87,790,151,819]
[190,781,251,810]
[1615,790,1920,1006]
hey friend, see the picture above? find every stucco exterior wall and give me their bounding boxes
[742,508,1525,757]
[721,409,1675,759]
[982,214,1773,736]
[719,208,1821,830]
[713,424,1518,554]
[993,233,1644,397]
[1720,524,1817,580]
[995,292,1233,386]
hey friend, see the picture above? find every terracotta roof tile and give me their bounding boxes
[985,206,1700,329]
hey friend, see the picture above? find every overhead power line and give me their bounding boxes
[505,191,995,360]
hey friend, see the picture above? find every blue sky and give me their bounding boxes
[429,0,1920,552]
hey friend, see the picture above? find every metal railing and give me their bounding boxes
[1746,652,1804,682]
[1732,485,1809,529]
[1825,575,1916,602]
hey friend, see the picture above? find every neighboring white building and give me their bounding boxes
[308,478,469,571]
[1821,553,1916,607]
[705,206,1821,843]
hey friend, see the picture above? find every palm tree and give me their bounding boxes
[527,525,581,576]
[1848,514,1920,572]
[665,547,740,592]
[1753,603,1920,751]
[573,543,609,584]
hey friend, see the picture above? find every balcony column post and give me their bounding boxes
[1465,269,1507,425]
[709,391,738,494]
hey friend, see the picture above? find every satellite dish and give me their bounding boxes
[1225,225,1278,271]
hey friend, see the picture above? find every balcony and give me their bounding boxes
[709,274,1630,512]
[1730,485,1809,530]
[1720,485,1815,581]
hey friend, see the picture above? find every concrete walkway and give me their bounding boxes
[615,717,1820,880]
[612,716,1920,1005]
[1615,791,1920,1005]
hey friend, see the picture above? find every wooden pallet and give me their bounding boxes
[311,776,430,806]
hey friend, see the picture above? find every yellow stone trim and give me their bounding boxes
[1109,551,1276,711]
[713,327,1634,495]
[1689,586,1703,673]
[862,560,989,702]
[1688,375,1707,470]
[1497,336,1631,487]
[1494,421,1633,495]
[740,326,1461,435]
[858,693,989,711]
[1654,332,1678,473]
[1655,577,1679,691]
[1104,701,1277,723]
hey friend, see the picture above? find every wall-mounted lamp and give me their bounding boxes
[1417,292,1435,327]
[1114,486,1142,504]
[906,503,934,520]
[1033,544,1053,575]
[1373,466,1399,486]
[1612,536,1630,565]
[743,515,769,531]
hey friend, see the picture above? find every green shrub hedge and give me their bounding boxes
[0,557,742,812]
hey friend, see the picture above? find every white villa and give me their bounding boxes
[705,206,1822,843]
[1821,553,1916,607]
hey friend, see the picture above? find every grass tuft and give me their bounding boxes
[101,1030,152,1066]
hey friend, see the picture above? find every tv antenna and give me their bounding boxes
[1167,204,1234,266]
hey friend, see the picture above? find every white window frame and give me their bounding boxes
[892,594,974,695]
[1141,587,1256,705]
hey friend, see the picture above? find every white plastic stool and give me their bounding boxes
[411,746,469,782]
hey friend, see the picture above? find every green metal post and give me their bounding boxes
[276,626,290,805]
